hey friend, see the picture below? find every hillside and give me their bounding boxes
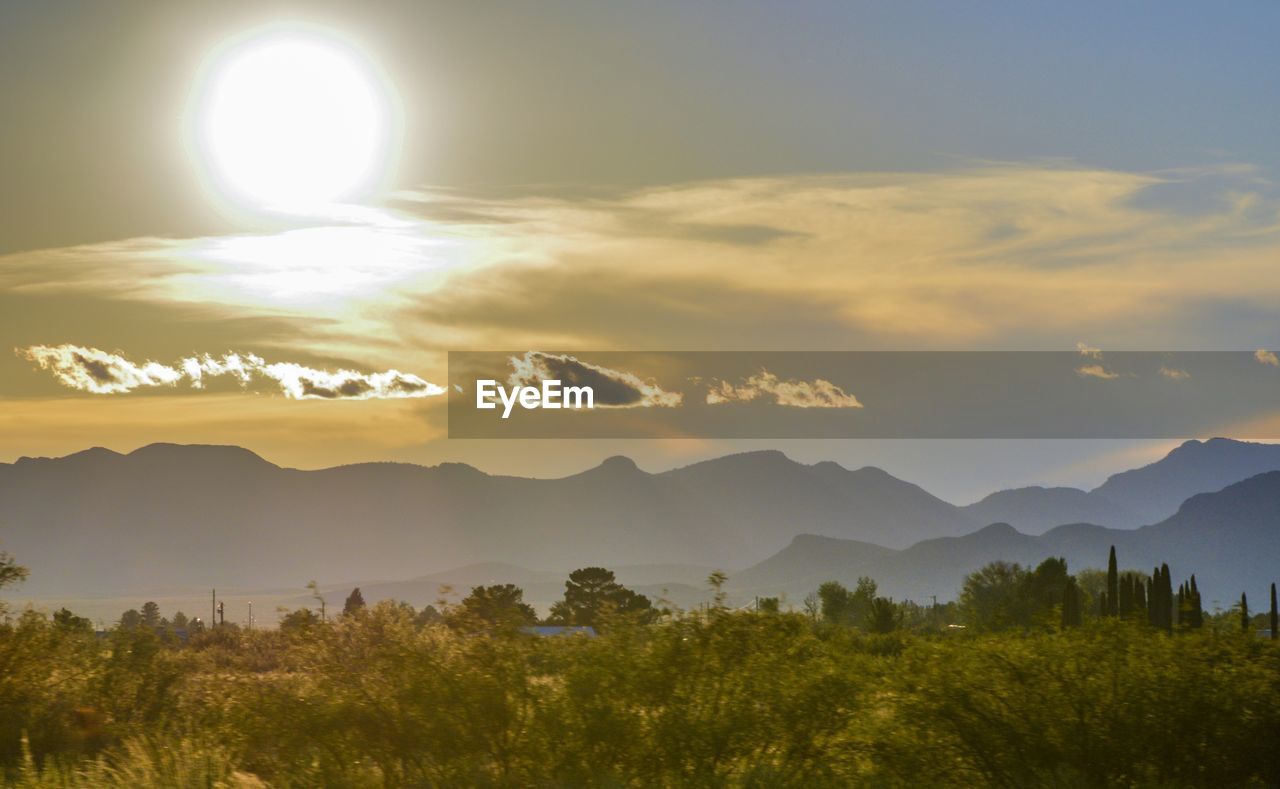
[0,443,975,595]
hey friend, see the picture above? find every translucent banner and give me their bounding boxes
[447,350,1280,438]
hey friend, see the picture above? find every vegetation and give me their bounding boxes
[0,548,1277,787]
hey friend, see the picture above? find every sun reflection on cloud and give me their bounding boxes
[188,222,458,304]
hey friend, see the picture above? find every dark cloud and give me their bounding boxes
[507,352,681,408]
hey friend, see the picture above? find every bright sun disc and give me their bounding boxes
[193,31,392,210]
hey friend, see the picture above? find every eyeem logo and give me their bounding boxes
[476,379,594,419]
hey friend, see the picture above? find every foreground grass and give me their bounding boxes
[2,604,1278,787]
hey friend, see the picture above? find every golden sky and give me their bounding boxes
[4,3,1280,499]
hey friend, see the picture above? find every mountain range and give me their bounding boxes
[1,438,1278,607]
[736,468,1280,607]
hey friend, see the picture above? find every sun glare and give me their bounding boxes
[191,30,394,212]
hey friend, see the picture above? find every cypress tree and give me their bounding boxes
[1134,580,1147,620]
[1240,592,1249,633]
[1106,546,1119,617]
[1119,574,1133,618]
[1188,575,1203,629]
[1062,576,1082,628]
[1270,583,1277,640]
[1176,583,1185,628]
[1158,564,1173,633]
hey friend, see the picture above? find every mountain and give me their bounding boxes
[0,443,976,596]
[962,438,1280,532]
[1094,438,1280,523]
[962,486,1137,534]
[737,470,1280,606]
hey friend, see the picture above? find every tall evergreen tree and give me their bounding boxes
[1061,576,1082,628]
[1188,575,1203,629]
[1240,592,1249,632]
[1134,580,1147,620]
[343,587,366,616]
[1106,546,1119,617]
[1119,574,1133,618]
[1270,583,1277,640]
[1151,564,1173,633]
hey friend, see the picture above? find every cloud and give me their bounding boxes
[705,370,863,408]
[1075,364,1120,380]
[1158,366,1191,380]
[18,345,443,400]
[1255,349,1279,367]
[505,352,681,408]
[20,344,183,394]
[1076,342,1104,360]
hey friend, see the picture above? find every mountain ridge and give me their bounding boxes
[3,439,1278,602]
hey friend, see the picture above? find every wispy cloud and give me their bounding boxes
[18,345,443,400]
[506,352,681,408]
[705,370,862,408]
[1158,366,1191,380]
[1255,349,1279,367]
[1074,343,1124,379]
[1075,364,1121,380]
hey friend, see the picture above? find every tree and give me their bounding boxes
[141,601,161,629]
[802,592,820,621]
[1240,592,1250,632]
[0,549,27,590]
[171,611,189,631]
[1061,576,1082,628]
[415,604,443,626]
[0,549,27,618]
[52,607,92,633]
[1025,557,1070,624]
[279,607,321,634]
[757,597,781,614]
[817,577,877,626]
[866,597,900,633]
[343,587,367,617]
[1147,564,1173,633]
[1271,583,1278,641]
[959,561,1028,631]
[454,584,537,629]
[119,609,142,629]
[1105,546,1119,617]
[548,567,652,627]
[818,581,854,624]
[1188,575,1203,628]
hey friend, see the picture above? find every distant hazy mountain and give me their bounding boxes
[737,469,1280,607]
[962,438,1280,532]
[5,440,1277,603]
[0,444,975,596]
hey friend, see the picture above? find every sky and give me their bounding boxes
[3,1,1280,501]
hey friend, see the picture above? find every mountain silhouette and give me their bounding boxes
[0,443,973,595]
[3,440,1277,603]
[738,470,1280,606]
[962,438,1280,532]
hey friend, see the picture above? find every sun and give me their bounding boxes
[191,29,395,211]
